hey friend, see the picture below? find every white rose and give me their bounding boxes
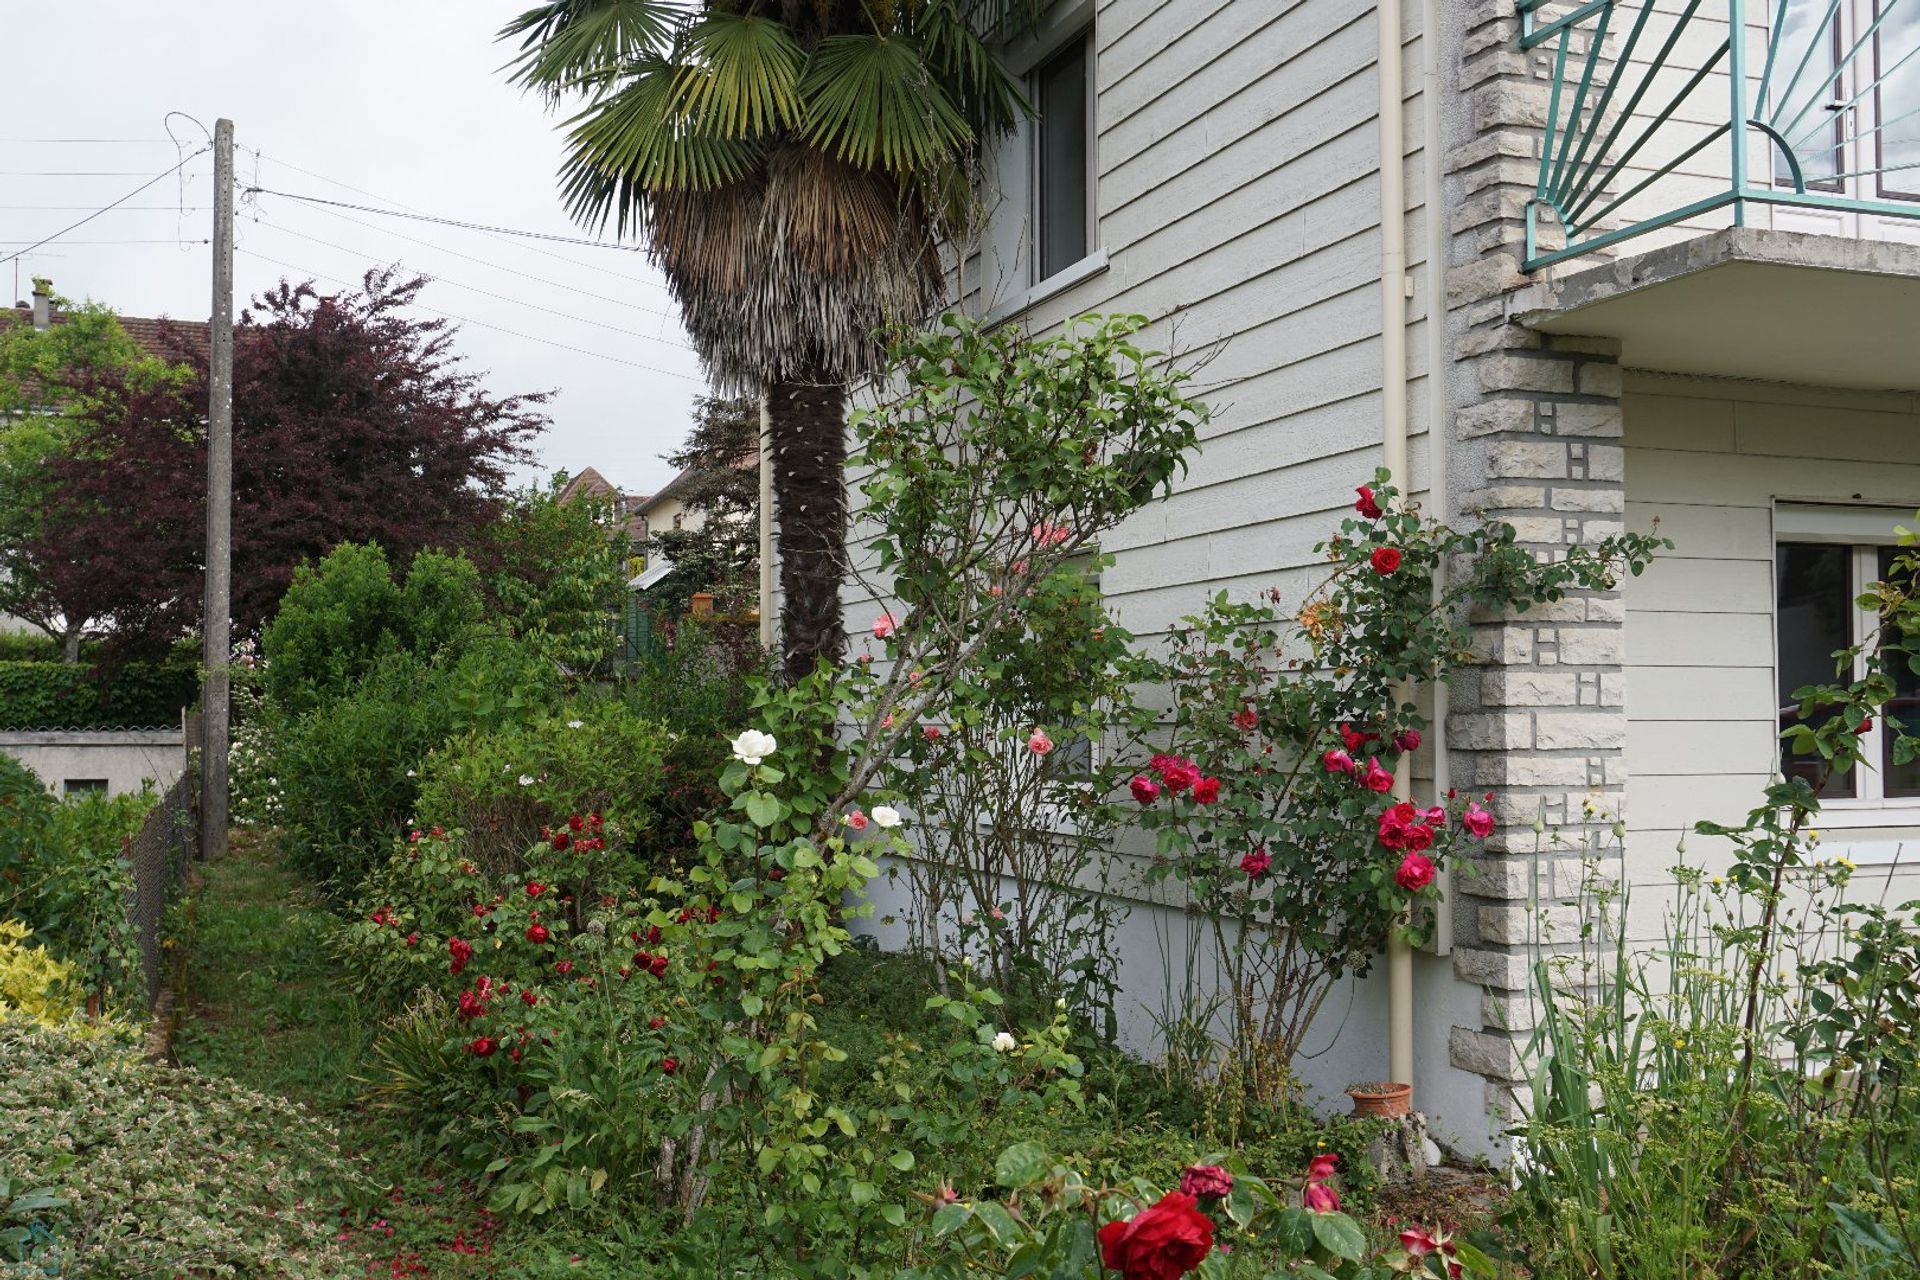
[518,774,536,787]
[991,1031,1017,1053]
[870,805,902,830]
[730,729,778,766]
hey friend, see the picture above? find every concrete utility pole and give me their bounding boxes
[201,118,235,860]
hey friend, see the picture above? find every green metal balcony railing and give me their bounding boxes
[1519,0,1920,269]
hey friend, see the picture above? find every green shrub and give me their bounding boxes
[275,632,553,891]
[263,542,484,717]
[0,788,151,1006]
[0,632,58,662]
[0,657,195,729]
[0,753,50,826]
[414,699,671,874]
[0,1019,356,1277]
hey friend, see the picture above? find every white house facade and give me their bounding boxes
[840,0,1920,1158]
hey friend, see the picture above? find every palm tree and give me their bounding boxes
[499,0,1028,680]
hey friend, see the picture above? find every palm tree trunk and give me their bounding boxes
[767,377,848,681]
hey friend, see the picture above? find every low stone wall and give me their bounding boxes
[0,729,187,797]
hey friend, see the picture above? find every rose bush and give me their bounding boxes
[1129,473,1665,1104]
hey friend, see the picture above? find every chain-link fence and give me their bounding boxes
[125,765,198,1006]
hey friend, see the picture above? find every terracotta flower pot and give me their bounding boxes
[1347,1081,1413,1118]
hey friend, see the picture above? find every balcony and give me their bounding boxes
[1519,0,1920,271]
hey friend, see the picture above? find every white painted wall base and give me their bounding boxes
[0,730,187,797]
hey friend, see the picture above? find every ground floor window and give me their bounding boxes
[1777,506,1920,803]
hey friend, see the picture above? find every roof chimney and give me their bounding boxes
[29,277,51,331]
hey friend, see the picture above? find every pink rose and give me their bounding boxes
[1304,1182,1341,1213]
[1393,728,1422,753]
[1232,708,1258,732]
[1363,758,1394,793]
[1306,1152,1339,1182]
[1395,853,1436,891]
[1462,802,1495,838]
[1322,747,1355,775]
[1240,847,1272,878]
[924,725,942,741]
[872,614,896,638]
[848,810,869,830]
[1028,730,1054,756]
[1130,775,1161,804]
[1424,805,1446,825]
[1402,823,1434,854]
[1161,761,1200,794]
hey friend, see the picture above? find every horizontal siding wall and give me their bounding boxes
[1621,371,1920,933]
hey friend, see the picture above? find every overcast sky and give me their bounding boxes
[2,1,707,497]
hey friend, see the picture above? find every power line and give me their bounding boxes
[244,218,694,352]
[0,238,209,245]
[241,191,675,321]
[242,184,652,253]
[0,137,178,144]
[0,169,190,177]
[247,149,673,293]
[234,245,705,384]
[0,204,210,211]
[0,147,210,267]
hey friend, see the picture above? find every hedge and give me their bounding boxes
[0,660,197,731]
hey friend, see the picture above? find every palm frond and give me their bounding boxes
[673,12,806,137]
[915,0,1030,135]
[558,57,761,223]
[799,33,973,172]
[498,0,684,102]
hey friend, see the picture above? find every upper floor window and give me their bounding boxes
[1033,29,1092,281]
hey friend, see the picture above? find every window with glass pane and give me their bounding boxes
[1775,0,1844,188]
[1877,546,1920,793]
[1035,32,1090,280]
[1876,0,1920,198]
[1777,543,1857,797]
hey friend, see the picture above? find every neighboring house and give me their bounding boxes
[834,0,1920,1158]
[631,447,760,595]
[556,465,651,581]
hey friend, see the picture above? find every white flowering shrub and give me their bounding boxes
[0,1020,357,1277]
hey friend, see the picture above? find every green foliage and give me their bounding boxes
[643,395,761,615]
[486,478,635,679]
[263,542,485,717]
[0,1019,358,1277]
[0,787,152,1006]
[274,633,551,891]
[0,655,196,729]
[413,699,671,873]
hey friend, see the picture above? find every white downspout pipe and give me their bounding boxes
[1378,0,1415,1095]
[1422,0,1454,961]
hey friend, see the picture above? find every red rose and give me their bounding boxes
[1393,729,1422,753]
[1371,545,1403,575]
[648,1016,666,1030]
[554,959,574,975]
[1178,1165,1233,1200]
[404,932,419,948]
[1240,847,1272,878]
[568,814,585,832]
[661,1057,678,1075]
[521,989,539,1007]
[1402,822,1434,854]
[448,937,473,975]
[1305,1152,1339,1182]
[1304,1181,1341,1213]
[1396,853,1436,891]
[1098,1191,1214,1280]
[1160,760,1200,794]
[1130,775,1162,804]
[526,882,545,897]
[468,1036,497,1057]
[525,923,551,944]
[1191,776,1221,805]
[1461,802,1495,839]
[1362,758,1395,793]
[1231,708,1258,732]
[551,831,571,851]
[1355,485,1383,519]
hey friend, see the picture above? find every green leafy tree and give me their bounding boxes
[499,1,1028,680]
[484,477,635,679]
[646,394,760,615]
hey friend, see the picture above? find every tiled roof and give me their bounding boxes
[1,304,210,364]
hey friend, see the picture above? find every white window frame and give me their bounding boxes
[1775,503,1920,836]
[980,0,1108,322]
